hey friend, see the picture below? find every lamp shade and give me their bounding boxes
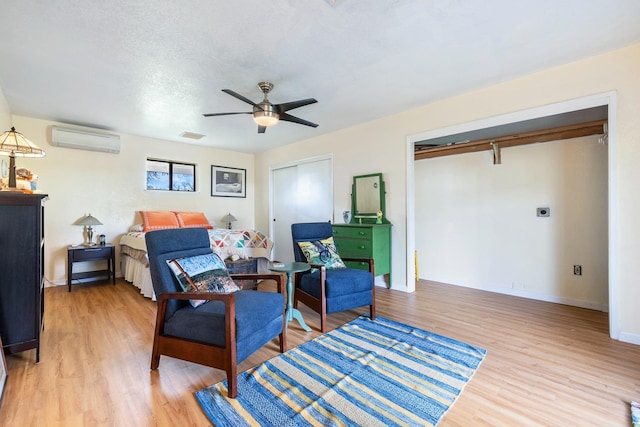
[0,127,46,158]
[221,213,237,229]
[74,213,103,246]
[0,127,45,190]
[221,213,237,223]
[74,213,103,226]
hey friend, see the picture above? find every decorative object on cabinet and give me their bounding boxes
[221,212,237,229]
[0,192,48,363]
[332,222,392,287]
[342,210,351,224]
[73,213,103,246]
[350,173,389,224]
[67,244,116,292]
[0,127,46,191]
[211,165,246,198]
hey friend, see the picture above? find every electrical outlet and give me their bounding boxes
[573,265,582,275]
[537,207,550,217]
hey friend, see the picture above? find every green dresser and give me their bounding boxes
[332,223,392,287]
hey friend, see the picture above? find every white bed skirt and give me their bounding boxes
[121,254,156,300]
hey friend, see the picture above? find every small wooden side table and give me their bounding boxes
[268,262,311,332]
[67,244,116,292]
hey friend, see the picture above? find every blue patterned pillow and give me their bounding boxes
[166,252,239,307]
[297,237,346,269]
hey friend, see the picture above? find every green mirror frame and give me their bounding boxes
[350,173,389,224]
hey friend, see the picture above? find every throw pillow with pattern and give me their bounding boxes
[166,252,239,307]
[297,237,347,269]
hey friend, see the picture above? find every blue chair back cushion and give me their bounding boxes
[291,222,334,263]
[146,228,213,319]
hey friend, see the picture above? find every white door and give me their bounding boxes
[271,157,332,261]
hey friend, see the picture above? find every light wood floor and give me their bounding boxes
[1,279,639,426]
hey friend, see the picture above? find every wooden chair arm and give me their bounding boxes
[156,292,235,304]
[293,264,327,301]
[156,291,235,303]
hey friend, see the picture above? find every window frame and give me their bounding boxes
[145,158,196,192]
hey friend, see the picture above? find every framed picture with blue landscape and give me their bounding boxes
[211,165,246,198]
[145,158,196,192]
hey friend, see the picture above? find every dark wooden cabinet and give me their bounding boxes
[0,193,47,363]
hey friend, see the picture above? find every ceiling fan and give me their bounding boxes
[203,82,318,134]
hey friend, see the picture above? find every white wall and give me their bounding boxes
[415,136,608,310]
[10,115,256,285]
[255,43,640,343]
[0,87,10,129]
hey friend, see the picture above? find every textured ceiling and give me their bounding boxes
[1,1,639,153]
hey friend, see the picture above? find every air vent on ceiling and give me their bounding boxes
[51,126,120,154]
[180,131,205,140]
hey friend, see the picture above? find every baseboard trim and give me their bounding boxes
[45,273,123,287]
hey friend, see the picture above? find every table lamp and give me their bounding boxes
[74,213,103,246]
[0,127,46,191]
[221,212,237,229]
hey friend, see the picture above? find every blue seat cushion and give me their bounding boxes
[164,290,284,363]
[299,268,372,298]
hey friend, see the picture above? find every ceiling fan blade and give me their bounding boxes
[222,89,257,106]
[276,98,318,113]
[279,112,318,128]
[258,125,267,134]
[202,112,252,117]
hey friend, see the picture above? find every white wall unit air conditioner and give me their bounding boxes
[51,126,120,154]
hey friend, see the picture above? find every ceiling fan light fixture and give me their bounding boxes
[253,112,279,127]
[204,81,317,133]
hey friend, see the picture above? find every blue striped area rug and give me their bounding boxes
[195,315,486,426]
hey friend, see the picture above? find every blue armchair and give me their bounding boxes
[291,222,375,332]
[145,227,286,398]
